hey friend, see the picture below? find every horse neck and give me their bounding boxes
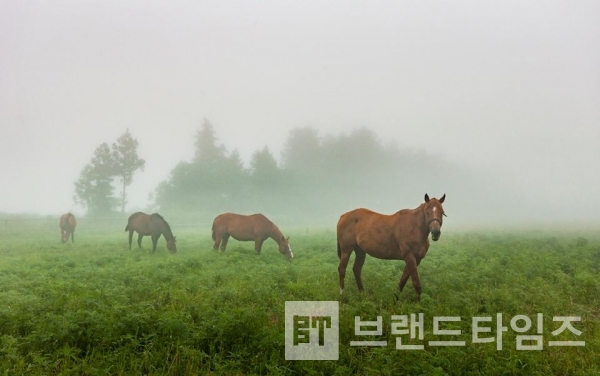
[267,224,284,244]
[159,220,174,240]
[397,204,429,240]
[417,204,431,239]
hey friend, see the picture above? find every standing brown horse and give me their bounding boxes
[212,213,293,259]
[337,193,446,300]
[125,212,177,253]
[59,212,77,243]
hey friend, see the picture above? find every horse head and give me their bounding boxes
[424,193,446,241]
[167,236,177,253]
[279,236,293,259]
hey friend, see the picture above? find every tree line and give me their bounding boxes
[75,119,479,222]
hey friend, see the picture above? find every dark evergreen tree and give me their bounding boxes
[154,119,250,215]
[249,146,283,211]
[250,146,279,184]
[194,118,227,165]
[281,127,323,175]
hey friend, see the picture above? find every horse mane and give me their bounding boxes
[264,217,284,239]
[151,213,173,236]
[261,215,275,227]
[396,202,425,216]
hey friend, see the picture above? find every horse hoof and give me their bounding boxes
[394,291,400,303]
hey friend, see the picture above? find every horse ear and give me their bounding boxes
[439,194,446,203]
[424,193,430,202]
[286,236,290,241]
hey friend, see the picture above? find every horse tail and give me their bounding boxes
[125,223,130,232]
[211,224,216,241]
[337,241,341,259]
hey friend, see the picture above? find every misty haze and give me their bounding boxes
[1,1,598,228]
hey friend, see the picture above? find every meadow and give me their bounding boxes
[0,223,599,375]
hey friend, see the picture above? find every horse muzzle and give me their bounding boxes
[428,218,442,241]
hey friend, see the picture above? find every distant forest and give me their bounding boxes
[152,119,513,225]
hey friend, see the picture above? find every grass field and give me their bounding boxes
[0,225,598,375]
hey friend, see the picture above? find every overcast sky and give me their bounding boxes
[0,1,598,221]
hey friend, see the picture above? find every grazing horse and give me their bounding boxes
[337,193,446,300]
[212,213,293,259]
[59,212,77,243]
[125,212,177,253]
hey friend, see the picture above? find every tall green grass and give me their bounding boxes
[0,227,598,375]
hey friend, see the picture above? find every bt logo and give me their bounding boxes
[285,301,339,360]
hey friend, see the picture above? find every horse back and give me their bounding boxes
[337,208,406,260]
[127,212,154,234]
[213,213,274,240]
[59,213,76,231]
[337,208,394,235]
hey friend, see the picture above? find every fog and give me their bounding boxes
[1,1,599,227]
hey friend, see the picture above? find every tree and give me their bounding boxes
[277,127,330,215]
[248,146,283,211]
[250,146,280,184]
[281,127,323,174]
[154,119,250,214]
[73,142,118,216]
[112,129,145,213]
[194,118,226,165]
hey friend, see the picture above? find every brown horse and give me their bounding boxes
[212,213,293,259]
[59,212,77,243]
[337,193,446,300]
[125,212,177,253]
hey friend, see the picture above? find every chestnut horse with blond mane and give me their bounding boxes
[337,193,446,300]
[59,212,77,243]
[212,213,293,259]
[125,212,177,253]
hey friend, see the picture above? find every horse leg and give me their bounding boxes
[151,234,159,253]
[71,231,74,243]
[255,238,265,254]
[338,245,352,294]
[220,235,230,251]
[128,231,134,250]
[352,247,366,292]
[137,234,143,249]
[398,265,411,292]
[407,255,423,300]
[397,257,422,300]
[213,234,222,250]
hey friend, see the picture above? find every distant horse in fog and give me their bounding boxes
[212,213,293,259]
[59,213,77,243]
[125,212,177,253]
[337,193,446,301]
